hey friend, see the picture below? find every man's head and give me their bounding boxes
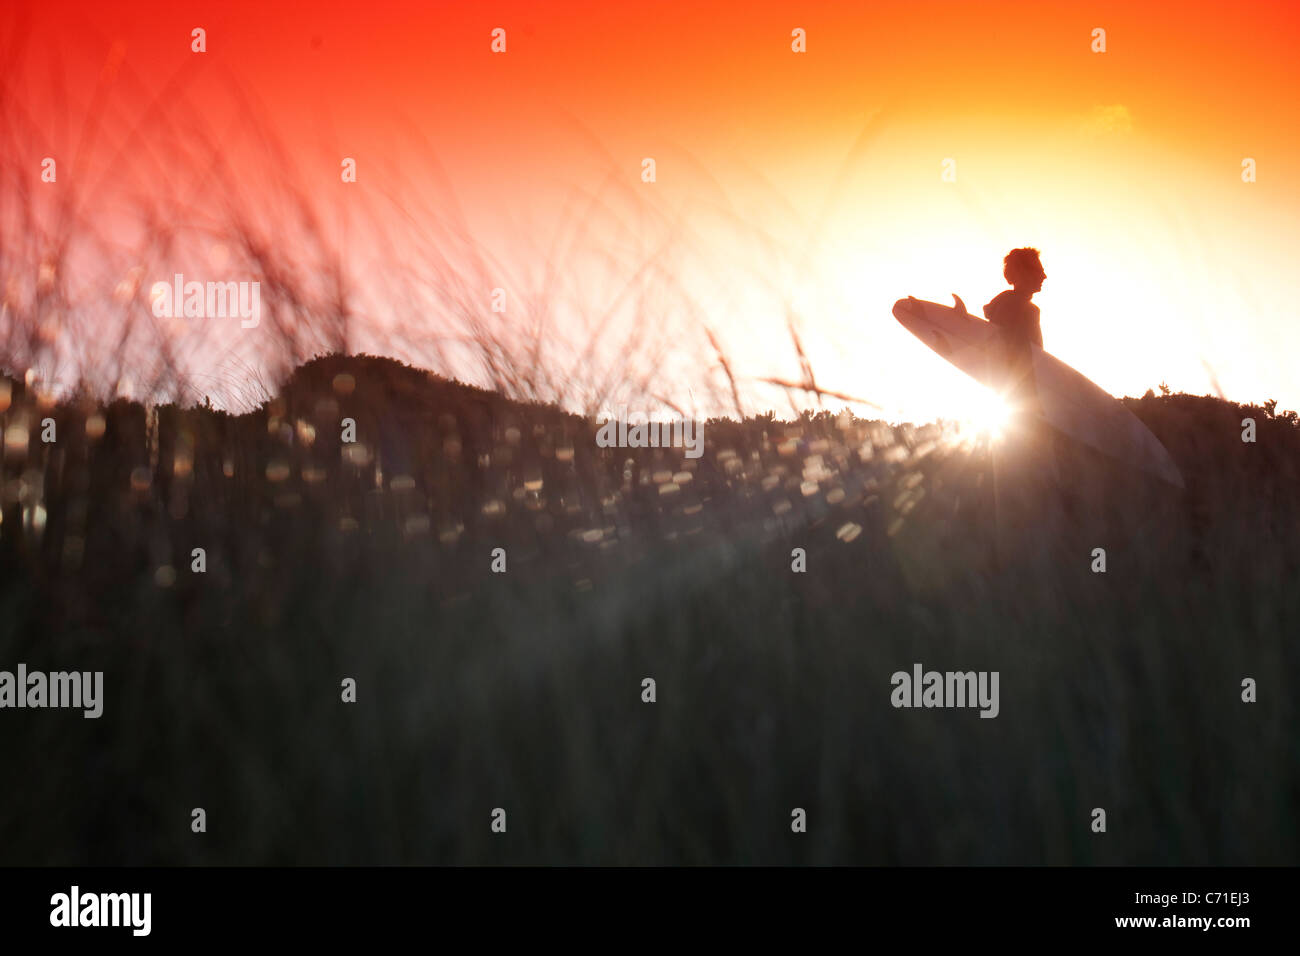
[1004,247,1046,294]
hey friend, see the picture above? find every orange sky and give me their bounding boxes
[5,0,1299,419]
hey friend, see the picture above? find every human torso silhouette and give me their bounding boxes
[983,290,1042,348]
[983,290,1042,411]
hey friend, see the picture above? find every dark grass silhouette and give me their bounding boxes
[0,356,1295,864]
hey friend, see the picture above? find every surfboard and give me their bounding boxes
[892,295,1184,488]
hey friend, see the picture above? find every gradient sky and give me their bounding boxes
[5,0,1300,419]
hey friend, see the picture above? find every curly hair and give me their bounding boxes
[1003,247,1042,283]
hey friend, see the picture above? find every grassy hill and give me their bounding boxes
[0,355,1295,864]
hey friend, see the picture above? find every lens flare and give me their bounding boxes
[964,390,1013,439]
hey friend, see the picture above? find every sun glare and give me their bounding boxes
[965,390,1012,439]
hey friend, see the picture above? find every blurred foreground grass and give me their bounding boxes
[0,355,1295,864]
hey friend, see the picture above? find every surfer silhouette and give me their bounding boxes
[980,247,1077,529]
[983,248,1046,414]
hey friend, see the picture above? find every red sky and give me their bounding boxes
[4,0,1299,418]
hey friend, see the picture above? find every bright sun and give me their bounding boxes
[965,390,1013,438]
